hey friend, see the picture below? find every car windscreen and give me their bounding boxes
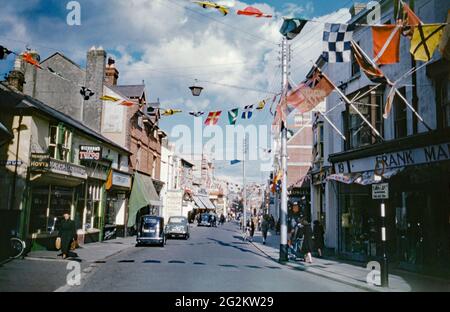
[201,214,210,221]
[142,218,158,228]
[169,217,185,224]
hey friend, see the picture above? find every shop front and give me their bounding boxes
[105,169,132,238]
[27,153,87,251]
[330,131,450,275]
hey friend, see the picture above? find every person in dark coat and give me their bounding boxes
[301,218,314,263]
[58,213,77,259]
[313,220,325,258]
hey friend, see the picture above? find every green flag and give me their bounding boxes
[228,108,238,125]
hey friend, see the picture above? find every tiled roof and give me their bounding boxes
[112,85,145,99]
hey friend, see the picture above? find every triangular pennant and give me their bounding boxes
[279,18,308,40]
[256,100,266,110]
[228,108,239,125]
[189,111,205,117]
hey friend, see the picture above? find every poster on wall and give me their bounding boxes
[102,103,124,133]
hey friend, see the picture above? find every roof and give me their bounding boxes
[40,52,84,71]
[112,85,145,99]
[0,82,131,154]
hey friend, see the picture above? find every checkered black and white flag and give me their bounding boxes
[322,23,354,63]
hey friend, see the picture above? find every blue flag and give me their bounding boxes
[230,159,241,165]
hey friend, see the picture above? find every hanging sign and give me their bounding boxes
[372,183,389,199]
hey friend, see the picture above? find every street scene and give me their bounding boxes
[1,0,450,294]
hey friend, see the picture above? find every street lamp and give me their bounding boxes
[189,79,203,96]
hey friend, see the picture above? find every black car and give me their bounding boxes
[197,213,212,227]
[136,215,166,247]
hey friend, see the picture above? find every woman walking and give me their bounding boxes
[58,212,77,259]
[301,218,314,263]
[261,214,270,245]
[313,220,325,258]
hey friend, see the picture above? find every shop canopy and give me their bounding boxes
[0,121,13,146]
[192,195,207,209]
[128,172,162,227]
[327,168,402,185]
[198,194,216,210]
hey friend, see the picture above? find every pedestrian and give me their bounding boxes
[275,218,280,235]
[301,218,314,263]
[57,212,77,260]
[261,214,270,245]
[313,220,325,258]
[249,217,256,242]
[269,214,275,230]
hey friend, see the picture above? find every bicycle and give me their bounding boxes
[9,231,26,259]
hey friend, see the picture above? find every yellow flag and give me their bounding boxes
[410,24,445,61]
[100,95,120,102]
[256,100,266,110]
[162,109,182,116]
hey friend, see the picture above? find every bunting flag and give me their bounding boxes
[162,109,182,116]
[205,111,221,126]
[296,69,334,113]
[286,80,306,109]
[241,105,254,119]
[323,23,354,63]
[228,108,239,125]
[410,24,445,61]
[0,45,14,60]
[237,6,272,18]
[100,95,120,102]
[189,111,205,117]
[193,1,229,16]
[22,52,42,69]
[80,87,95,100]
[271,170,282,193]
[372,25,402,64]
[279,18,308,40]
[351,40,390,84]
[120,100,135,107]
[400,1,422,38]
[256,99,266,110]
[230,159,241,165]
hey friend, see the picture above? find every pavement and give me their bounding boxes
[248,227,450,292]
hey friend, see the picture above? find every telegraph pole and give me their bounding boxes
[279,37,289,262]
[243,137,247,233]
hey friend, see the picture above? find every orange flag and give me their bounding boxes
[22,52,42,69]
[297,68,334,113]
[372,25,401,64]
[204,111,222,126]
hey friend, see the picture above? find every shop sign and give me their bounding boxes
[0,160,24,167]
[50,159,87,179]
[112,171,132,188]
[334,142,450,174]
[79,145,102,161]
[30,153,50,171]
[372,183,389,199]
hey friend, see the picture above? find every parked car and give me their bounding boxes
[165,216,190,239]
[136,215,166,247]
[197,213,212,227]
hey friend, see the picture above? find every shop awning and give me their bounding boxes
[0,121,13,146]
[198,195,216,210]
[327,168,402,185]
[192,195,207,209]
[128,172,162,227]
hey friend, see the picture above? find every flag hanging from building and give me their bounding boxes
[279,18,308,40]
[241,105,254,119]
[372,25,402,64]
[322,23,354,63]
[351,40,389,84]
[189,111,205,117]
[400,1,422,38]
[410,24,446,61]
[296,68,334,113]
[256,99,266,110]
[205,111,222,126]
[162,109,182,116]
[228,108,239,125]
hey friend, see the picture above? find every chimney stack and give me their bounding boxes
[7,53,27,92]
[85,46,106,132]
[350,3,366,17]
[105,57,119,86]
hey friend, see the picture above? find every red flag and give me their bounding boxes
[297,69,334,113]
[22,52,42,69]
[372,25,401,64]
[120,100,135,107]
[351,40,389,84]
[205,111,222,126]
[237,6,272,18]
[400,1,422,38]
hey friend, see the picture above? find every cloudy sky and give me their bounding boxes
[0,0,353,183]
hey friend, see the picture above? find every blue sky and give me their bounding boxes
[0,0,355,182]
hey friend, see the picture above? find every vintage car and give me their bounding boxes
[165,216,190,239]
[136,215,166,247]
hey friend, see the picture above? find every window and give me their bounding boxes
[351,42,360,77]
[137,116,144,129]
[394,87,407,138]
[48,124,72,161]
[436,78,450,129]
[49,126,58,158]
[345,87,384,149]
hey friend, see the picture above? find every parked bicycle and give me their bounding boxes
[9,230,26,259]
